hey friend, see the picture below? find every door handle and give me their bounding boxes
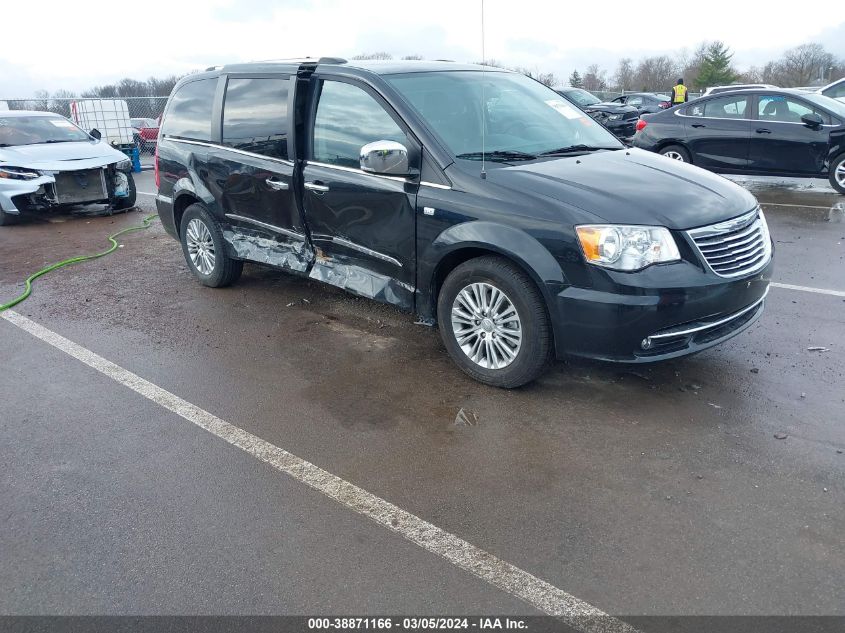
[755,128,772,134]
[304,181,330,193]
[265,178,289,191]
[691,123,706,128]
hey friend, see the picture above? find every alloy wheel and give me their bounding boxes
[186,218,216,275]
[451,282,523,370]
[663,151,685,161]
[836,162,845,189]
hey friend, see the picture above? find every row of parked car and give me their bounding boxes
[556,78,845,193]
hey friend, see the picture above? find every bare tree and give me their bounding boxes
[633,56,679,92]
[582,64,608,91]
[762,43,840,87]
[613,58,635,91]
[351,52,393,60]
[401,54,424,60]
[514,66,558,87]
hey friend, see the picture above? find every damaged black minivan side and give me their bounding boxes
[156,59,772,387]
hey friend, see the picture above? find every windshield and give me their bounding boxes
[799,92,845,119]
[386,71,621,157]
[0,115,91,147]
[560,89,602,107]
[132,118,157,128]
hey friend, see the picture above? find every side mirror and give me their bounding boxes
[360,140,409,176]
[801,112,823,128]
[90,128,102,140]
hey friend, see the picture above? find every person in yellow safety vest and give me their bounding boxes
[671,78,689,105]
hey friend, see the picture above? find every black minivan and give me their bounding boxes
[155,59,773,387]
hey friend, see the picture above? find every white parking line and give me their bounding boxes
[137,191,157,196]
[771,282,845,298]
[0,309,636,633]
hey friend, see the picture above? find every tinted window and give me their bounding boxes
[0,115,90,146]
[162,78,217,140]
[758,95,831,124]
[222,77,289,160]
[627,96,643,106]
[824,82,845,99]
[312,81,406,168]
[688,95,748,118]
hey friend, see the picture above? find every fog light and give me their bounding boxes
[641,338,652,350]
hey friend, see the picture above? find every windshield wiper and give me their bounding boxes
[32,139,77,144]
[539,145,620,156]
[456,150,537,162]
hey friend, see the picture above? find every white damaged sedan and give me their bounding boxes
[0,111,136,225]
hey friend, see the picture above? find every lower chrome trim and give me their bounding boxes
[420,181,452,190]
[647,286,769,343]
[224,214,305,241]
[330,236,403,267]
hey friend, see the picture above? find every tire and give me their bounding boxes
[0,210,19,226]
[112,171,137,210]
[179,203,243,287]
[659,144,691,163]
[830,153,845,195]
[437,256,552,388]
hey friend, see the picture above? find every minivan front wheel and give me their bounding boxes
[830,153,845,194]
[660,145,691,163]
[437,256,551,388]
[179,204,243,287]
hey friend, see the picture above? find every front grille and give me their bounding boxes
[687,208,771,278]
[53,169,107,205]
[623,111,639,120]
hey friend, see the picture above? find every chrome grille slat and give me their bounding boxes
[687,208,771,278]
[706,240,765,262]
[698,231,762,254]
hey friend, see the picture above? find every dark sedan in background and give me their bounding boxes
[611,92,671,114]
[557,87,639,141]
[633,88,845,193]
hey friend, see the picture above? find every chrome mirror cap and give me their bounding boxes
[360,140,409,176]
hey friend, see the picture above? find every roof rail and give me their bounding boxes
[205,65,223,71]
[317,57,347,64]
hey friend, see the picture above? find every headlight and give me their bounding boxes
[605,113,621,121]
[0,166,41,180]
[114,159,132,172]
[576,225,681,271]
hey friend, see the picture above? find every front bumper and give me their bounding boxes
[552,258,773,362]
[604,119,637,140]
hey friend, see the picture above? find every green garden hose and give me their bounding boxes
[0,214,158,313]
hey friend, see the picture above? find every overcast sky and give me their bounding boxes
[3,0,844,97]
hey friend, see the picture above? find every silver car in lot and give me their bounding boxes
[0,111,137,225]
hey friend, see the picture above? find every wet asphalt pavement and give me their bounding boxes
[1,170,843,628]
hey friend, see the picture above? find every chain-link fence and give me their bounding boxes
[590,89,702,102]
[1,97,168,154]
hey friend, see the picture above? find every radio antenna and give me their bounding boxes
[480,0,487,180]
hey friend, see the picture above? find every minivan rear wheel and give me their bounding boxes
[179,203,243,287]
[830,153,845,194]
[660,144,691,163]
[437,256,551,388]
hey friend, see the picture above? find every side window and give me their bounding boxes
[223,77,289,160]
[312,80,406,169]
[161,78,217,141]
[824,83,845,99]
[702,95,748,119]
[758,95,830,124]
[627,96,643,107]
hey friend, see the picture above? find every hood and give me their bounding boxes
[485,148,757,230]
[0,140,127,171]
[584,102,638,115]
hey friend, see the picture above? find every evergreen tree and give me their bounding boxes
[695,42,739,88]
[568,70,583,88]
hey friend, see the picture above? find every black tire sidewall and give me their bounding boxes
[660,144,691,163]
[437,257,551,388]
[180,204,234,287]
[830,154,845,194]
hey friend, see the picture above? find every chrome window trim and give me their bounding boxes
[674,107,838,127]
[307,160,409,183]
[647,286,769,342]
[420,181,452,190]
[224,214,305,241]
[162,136,294,166]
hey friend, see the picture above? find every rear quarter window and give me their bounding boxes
[161,78,217,141]
[222,77,289,160]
